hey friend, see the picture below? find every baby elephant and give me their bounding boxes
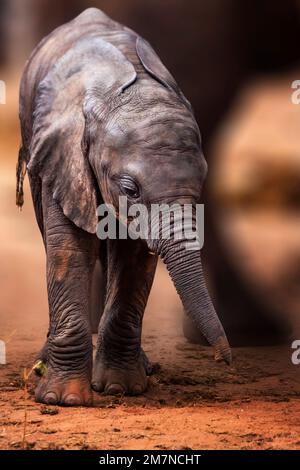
[17,8,231,406]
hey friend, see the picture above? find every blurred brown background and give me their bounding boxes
[1,0,300,346]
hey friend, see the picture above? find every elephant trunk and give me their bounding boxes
[147,211,232,365]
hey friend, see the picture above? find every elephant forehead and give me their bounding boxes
[131,157,204,199]
[105,106,200,155]
[127,152,203,177]
[134,119,200,154]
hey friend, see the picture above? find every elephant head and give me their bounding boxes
[26,33,231,365]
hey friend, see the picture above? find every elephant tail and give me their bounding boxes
[16,146,27,209]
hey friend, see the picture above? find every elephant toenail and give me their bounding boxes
[105,383,125,395]
[63,393,81,406]
[92,382,103,392]
[131,384,143,395]
[44,391,58,405]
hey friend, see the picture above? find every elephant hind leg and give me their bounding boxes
[89,257,105,334]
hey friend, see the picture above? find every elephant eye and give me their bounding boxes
[119,176,140,199]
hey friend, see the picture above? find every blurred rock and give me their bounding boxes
[210,72,300,336]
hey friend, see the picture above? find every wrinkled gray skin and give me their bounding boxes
[17,8,231,406]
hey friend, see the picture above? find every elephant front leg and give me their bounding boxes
[35,190,98,406]
[92,239,157,395]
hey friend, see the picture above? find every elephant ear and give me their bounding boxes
[28,37,137,233]
[136,36,192,111]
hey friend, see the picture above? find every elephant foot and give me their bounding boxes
[140,348,154,375]
[35,368,92,406]
[92,352,149,395]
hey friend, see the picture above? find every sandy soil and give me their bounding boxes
[0,157,300,450]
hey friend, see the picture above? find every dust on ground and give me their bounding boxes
[0,156,300,450]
